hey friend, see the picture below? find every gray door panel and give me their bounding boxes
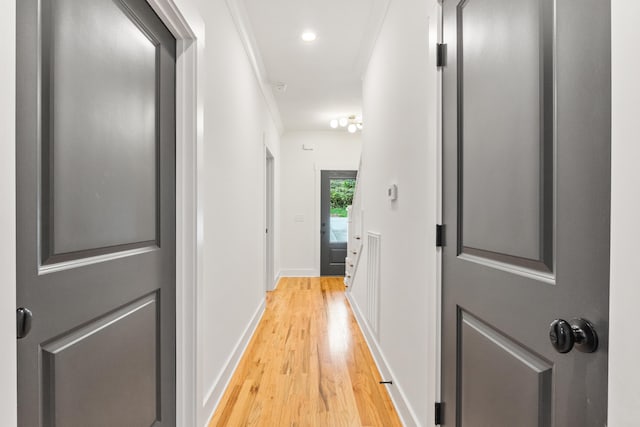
[459,312,552,427]
[48,0,159,255]
[42,295,158,427]
[17,0,176,425]
[441,0,610,424]
[457,0,555,270]
[320,170,357,276]
[460,0,553,263]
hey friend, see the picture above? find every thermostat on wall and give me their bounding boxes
[388,184,398,201]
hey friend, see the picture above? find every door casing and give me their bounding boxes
[313,165,359,276]
[136,3,201,425]
[320,170,358,276]
[265,145,275,290]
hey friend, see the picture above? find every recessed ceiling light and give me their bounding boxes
[301,31,317,42]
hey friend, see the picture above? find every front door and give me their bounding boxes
[320,170,357,276]
[441,0,610,424]
[17,0,176,425]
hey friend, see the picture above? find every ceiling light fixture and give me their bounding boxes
[329,115,363,133]
[271,82,288,93]
[301,31,317,42]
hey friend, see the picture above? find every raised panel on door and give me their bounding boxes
[441,0,611,424]
[458,0,554,272]
[44,0,159,260]
[41,296,159,426]
[17,0,176,425]
[459,311,552,427]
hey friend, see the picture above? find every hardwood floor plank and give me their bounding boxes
[208,277,402,427]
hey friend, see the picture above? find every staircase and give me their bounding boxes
[345,157,363,290]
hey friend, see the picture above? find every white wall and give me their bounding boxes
[608,0,640,425]
[0,0,17,423]
[279,131,362,276]
[349,0,438,425]
[351,0,438,425]
[172,0,282,424]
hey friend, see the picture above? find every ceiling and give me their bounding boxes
[242,0,390,131]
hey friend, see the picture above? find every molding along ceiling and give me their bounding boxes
[227,0,390,131]
[225,0,285,134]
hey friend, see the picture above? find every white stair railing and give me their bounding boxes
[345,157,363,290]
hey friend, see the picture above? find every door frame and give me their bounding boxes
[313,164,360,276]
[6,0,202,425]
[1,0,17,423]
[137,2,201,425]
[155,2,200,425]
[265,144,275,291]
[431,0,444,413]
[318,169,358,276]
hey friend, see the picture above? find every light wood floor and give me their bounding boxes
[208,277,402,427]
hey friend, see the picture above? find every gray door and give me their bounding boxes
[320,170,357,276]
[17,0,176,425]
[441,0,610,424]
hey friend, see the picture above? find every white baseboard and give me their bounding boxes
[272,271,282,290]
[201,298,266,427]
[279,268,319,277]
[346,293,421,427]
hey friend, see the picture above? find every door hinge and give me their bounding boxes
[436,224,445,247]
[436,43,447,67]
[434,402,443,425]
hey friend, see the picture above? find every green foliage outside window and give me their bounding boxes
[330,179,355,217]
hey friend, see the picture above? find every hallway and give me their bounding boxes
[209,277,402,426]
[4,0,637,424]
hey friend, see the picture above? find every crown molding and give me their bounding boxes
[354,0,392,78]
[225,0,285,135]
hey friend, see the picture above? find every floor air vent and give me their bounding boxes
[366,232,381,336]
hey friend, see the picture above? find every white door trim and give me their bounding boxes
[144,1,201,425]
[265,145,276,291]
[0,0,17,423]
[431,0,443,409]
